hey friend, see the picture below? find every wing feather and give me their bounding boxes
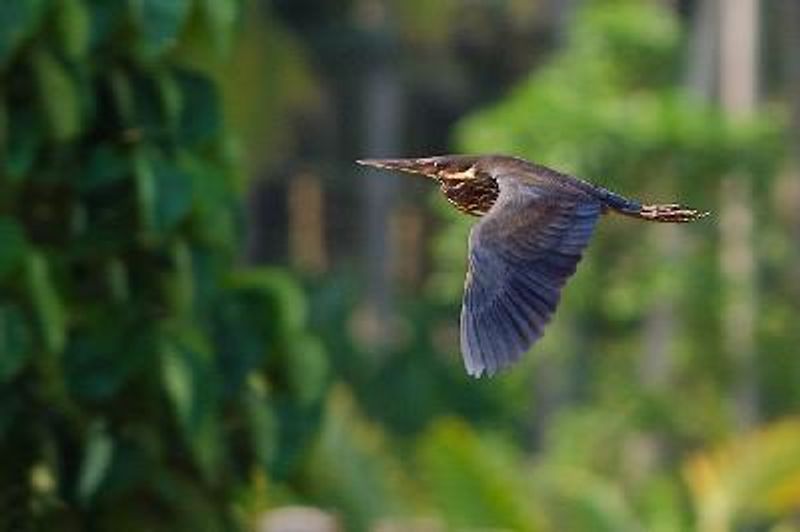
[461,183,602,377]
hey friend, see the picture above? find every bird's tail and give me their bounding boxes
[628,203,709,223]
[601,190,709,223]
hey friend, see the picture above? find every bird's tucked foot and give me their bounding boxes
[633,203,710,223]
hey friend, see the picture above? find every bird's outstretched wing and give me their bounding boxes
[461,183,602,377]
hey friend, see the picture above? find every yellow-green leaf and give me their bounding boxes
[24,250,66,354]
[32,49,82,142]
[161,340,193,431]
[55,0,90,59]
[78,422,114,504]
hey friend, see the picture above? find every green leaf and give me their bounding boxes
[129,0,191,58]
[54,0,90,60]
[133,150,193,239]
[181,153,236,247]
[24,250,66,353]
[109,67,135,129]
[175,69,221,146]
[154,68,182,133]
[0,0,46,68]
[0,218,28,280]
[287,335,328,407]
[0,305,32,383]
[78,422,114,504]
[152,155,192,233]
[111,68,169,138]
[32,48,82,142]
[133,149,156,237]
[160,329,221,479]
[161,340,193,431]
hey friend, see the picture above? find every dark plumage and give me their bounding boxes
[357,154,708,377]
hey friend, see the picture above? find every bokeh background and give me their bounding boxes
[2,0,800,530]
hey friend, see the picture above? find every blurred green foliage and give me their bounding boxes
[3,0,800,531]
[417,418,545,531]
[294,1,800,531]
[450,0,789,439]
[421,1,796,530]
[302,385,410,531]
[0,0,327,529]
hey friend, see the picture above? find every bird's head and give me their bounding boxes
[357,155,499,216]
[356,155,482,182]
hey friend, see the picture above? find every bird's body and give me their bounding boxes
[357,155,708,377]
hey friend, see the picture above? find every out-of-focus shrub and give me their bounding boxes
[0,1,326,529]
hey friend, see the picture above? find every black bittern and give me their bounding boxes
[357,155,708,377]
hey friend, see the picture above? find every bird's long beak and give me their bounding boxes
[356,158,438,178]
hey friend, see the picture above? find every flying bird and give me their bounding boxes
[357,155,708,377]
